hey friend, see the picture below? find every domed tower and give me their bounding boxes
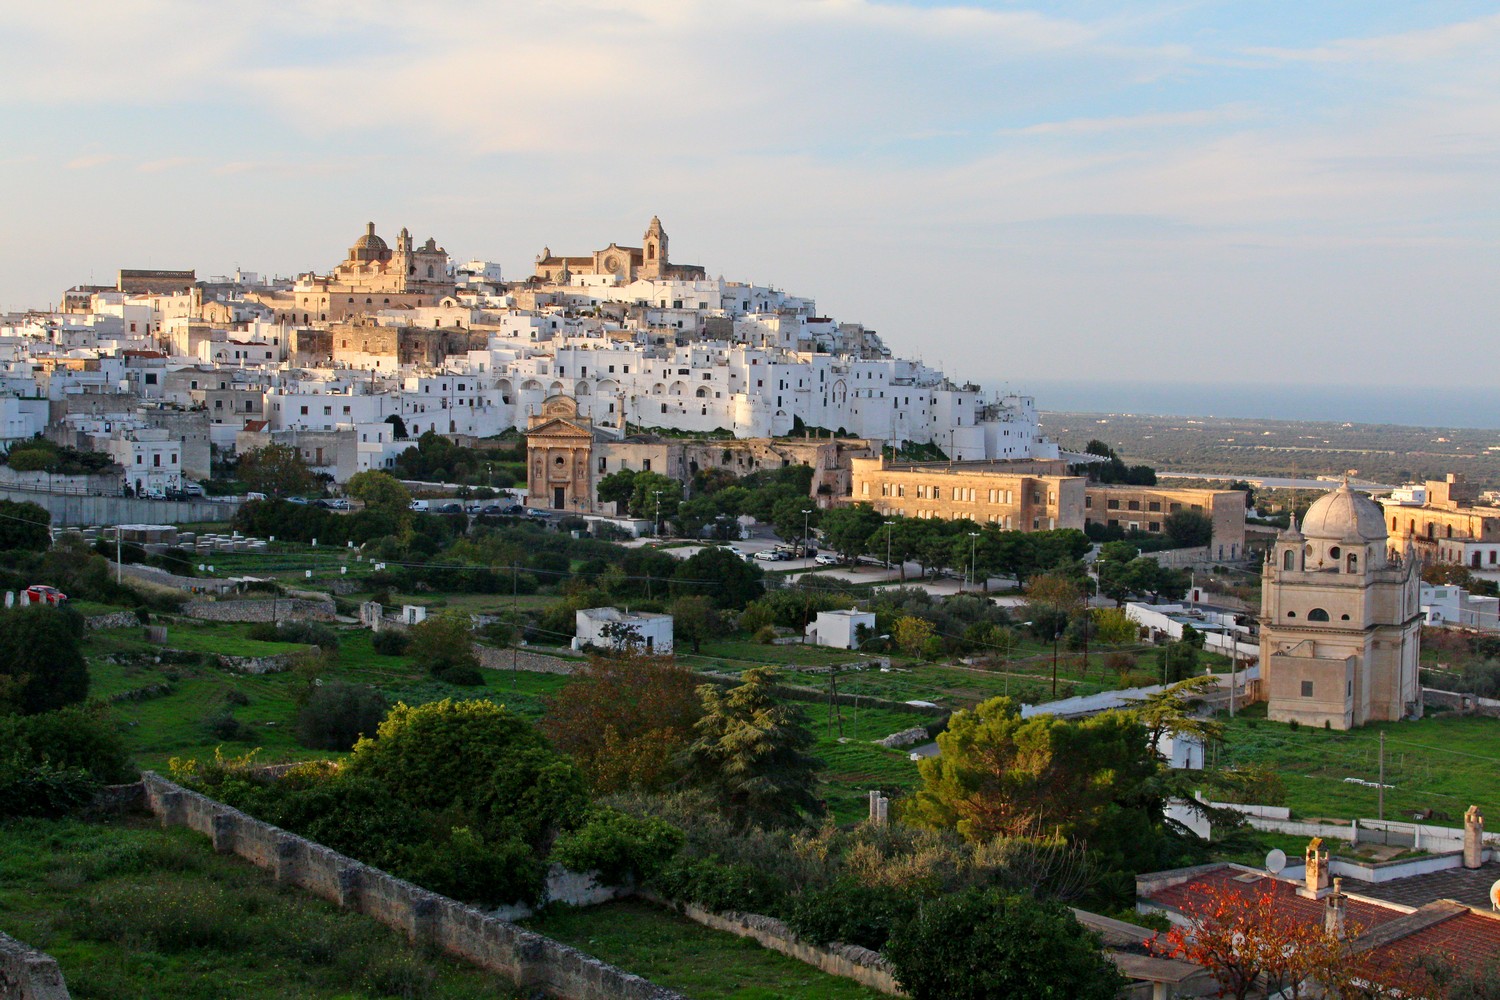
[640,216,667,279]
[1260,483,1421,729]
[348,222,391,264]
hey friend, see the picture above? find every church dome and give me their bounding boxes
[350,222,389,262]
[1300,483,1387,542]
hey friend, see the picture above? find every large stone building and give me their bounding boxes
[533,217,706,284]
[523,394,878,514]
[1259,483,1422,730]
[282,223,455,325]
[1378,474,1500,568]
[849,456,1084,532]
[1083,484,1247,561]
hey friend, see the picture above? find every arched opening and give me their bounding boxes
[695,386,708,398]
[1347,553,1358,573]
[1283,550,1295,570]
[1308,608,1330,622]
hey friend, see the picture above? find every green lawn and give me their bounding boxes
[522,899,884,1000]
[0,815,522,1000]
[87,626,577,771]
[1215,708,1500,823]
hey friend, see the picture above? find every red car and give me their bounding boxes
[25,585,68,605]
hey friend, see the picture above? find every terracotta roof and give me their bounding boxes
[1366,908,1500,968]
[241,419,270,432]
[1146,866,1405,931]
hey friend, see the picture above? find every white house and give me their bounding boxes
[804,608,877,649]
[573,607,674,653]
[1420,583,1500,631]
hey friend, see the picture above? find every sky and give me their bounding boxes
[2,1,1498,396]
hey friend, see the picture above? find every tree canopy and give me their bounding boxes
[0,605,89,715]
[344,470,411,512]
[0,499,50,552]
[238,442,316,497]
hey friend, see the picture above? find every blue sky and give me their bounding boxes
[2,1,1497,392]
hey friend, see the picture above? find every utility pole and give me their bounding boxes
[884,520,894,577]
[802,508,812,562]
[1378,730,1386,822]
[967,531,979,592]
[1051,629,1062,698]
[512,562,519,681]
[1229,646,1237,718]
[116,528,122,584]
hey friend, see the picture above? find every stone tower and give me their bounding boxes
[640,216,668,279]
[1259,483,1422,729]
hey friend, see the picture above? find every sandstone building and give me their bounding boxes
[1378,474,1500,568]
[849,456,1084,532]
[1259,483,1422,730]
[1083,484,1247,561]
[533,217,706,284]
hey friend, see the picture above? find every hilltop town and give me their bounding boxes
[2,224,1499,999]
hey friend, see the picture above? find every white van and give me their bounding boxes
[245,491,268,502]
[409,499,430,512]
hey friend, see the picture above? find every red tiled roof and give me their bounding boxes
[1370,910,1500,968]
[1147,866,1405,932]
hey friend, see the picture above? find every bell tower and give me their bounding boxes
[641,216,667,279]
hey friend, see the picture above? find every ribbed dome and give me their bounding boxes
[1301,483,1387,542]
[350,222,389,261]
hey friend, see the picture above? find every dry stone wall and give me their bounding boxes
[140,773,684,1000]
[83,611,141,631]
[474,645,582,675]
[183,598,335,623]
[0,930,70,1000]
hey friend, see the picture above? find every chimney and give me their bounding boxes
[1464,806,1485,870]
[1324,878,1347,938]
[1304,838,1331,897]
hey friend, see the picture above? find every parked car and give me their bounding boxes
[311,498,334,508]
[245,491,268,501]
[180,482,205,497]
[501,504,525,515]
[436,502,464,514]
[479,503,504,516]
[286,496,310,505]
[25,585,68,605]
[754,549,788,562]
[408,499,430,512]
[815,553,841,566]
[327,498,350,510]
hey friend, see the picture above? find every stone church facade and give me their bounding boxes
[1259,483,1422,730]
[533,217,707,284]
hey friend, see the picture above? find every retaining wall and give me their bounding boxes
[1423,687,1500,718]
[474,645,583,676]
[0,487,239,528]
[84,611,140,631]
[139,773,681,1000]
[182,598,335,623]
[648,896,905,997]
[0,930,70,1000]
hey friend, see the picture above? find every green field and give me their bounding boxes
[87,626,576,770]
[1215,707,1500,823]
[0,815,522,1000]
[522,899,884,1000]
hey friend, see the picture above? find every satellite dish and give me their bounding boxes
[1266,849,1288,875]
[1490,879,1500,911]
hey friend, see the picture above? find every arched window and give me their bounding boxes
[427,265,434,278]
[1287,611,1297,618]
[1283,550,1295,570]
[1347,553,1358,573]
[1446,525,1453,538]
[647,245,656,260]
[1308,608,1330,622]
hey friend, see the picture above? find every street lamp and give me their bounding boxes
[967,531,979,592]
[653,489,664,537]
[801,508,812,562]
[884,520,895,576]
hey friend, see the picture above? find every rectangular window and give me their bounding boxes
[643,459,652,472]
[300,406,308,415]
[1107,499,1119,510]
[1128,500,1141,511]
[1085,496,1093,509]
[1301,681,1314,698]
[1149,501,1161,512]
[153,454,161,467]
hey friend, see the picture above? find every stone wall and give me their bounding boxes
[647,896,905,997]
[474,645,582,676]
[139,773,683,1000]
[182,598,335,623]
[217,653,301,675]
[0,487,240,528]
[0,930,70,1000]
[1423,687,1500,718]
[84,611,140,631]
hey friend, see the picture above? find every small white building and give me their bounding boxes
[804,608,877,649]
[574,607,674,653]
[1420,583,1500,631]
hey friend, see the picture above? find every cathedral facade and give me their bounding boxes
[283,223,455,325]
[1259,483,1422,730]
[533,217,706,284]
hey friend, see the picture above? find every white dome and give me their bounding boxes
[1301,483,1387,542]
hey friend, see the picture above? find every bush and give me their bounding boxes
[247,620,340,651]
[135,605,152,626]
[204,708,252,742]
[0,704,134,784]
[0,755,98,818]
[754,625,778,644]
[223,689,251,707]
[433,664,484,686]
[787,879,921,951]
[371,630,410,656]
[654,857,783,915]
[885,888,1125,1000]
[294,682,388,751]
[550,808,684,884]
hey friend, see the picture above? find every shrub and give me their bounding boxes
[223,689,251,707]
[0,704,134,784]
[550,808,685,884]
[135,605,152,626]
[294,682,388,751]
[787,879,921,951]
[885,887,1125,1000]
[754,625,778,644]
[0,755,98,818]
[204,708,252,742]
[371,629,410,656]
[433,664,484,686]
[654,857,783,914]
[248,620,340,651]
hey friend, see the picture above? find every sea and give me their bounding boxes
[1008,379,1500,431]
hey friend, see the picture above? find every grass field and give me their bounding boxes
[522,899,884,1000]
[0,815,522,1000]
[87,626,577,770]
[1215,706,1500,823]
